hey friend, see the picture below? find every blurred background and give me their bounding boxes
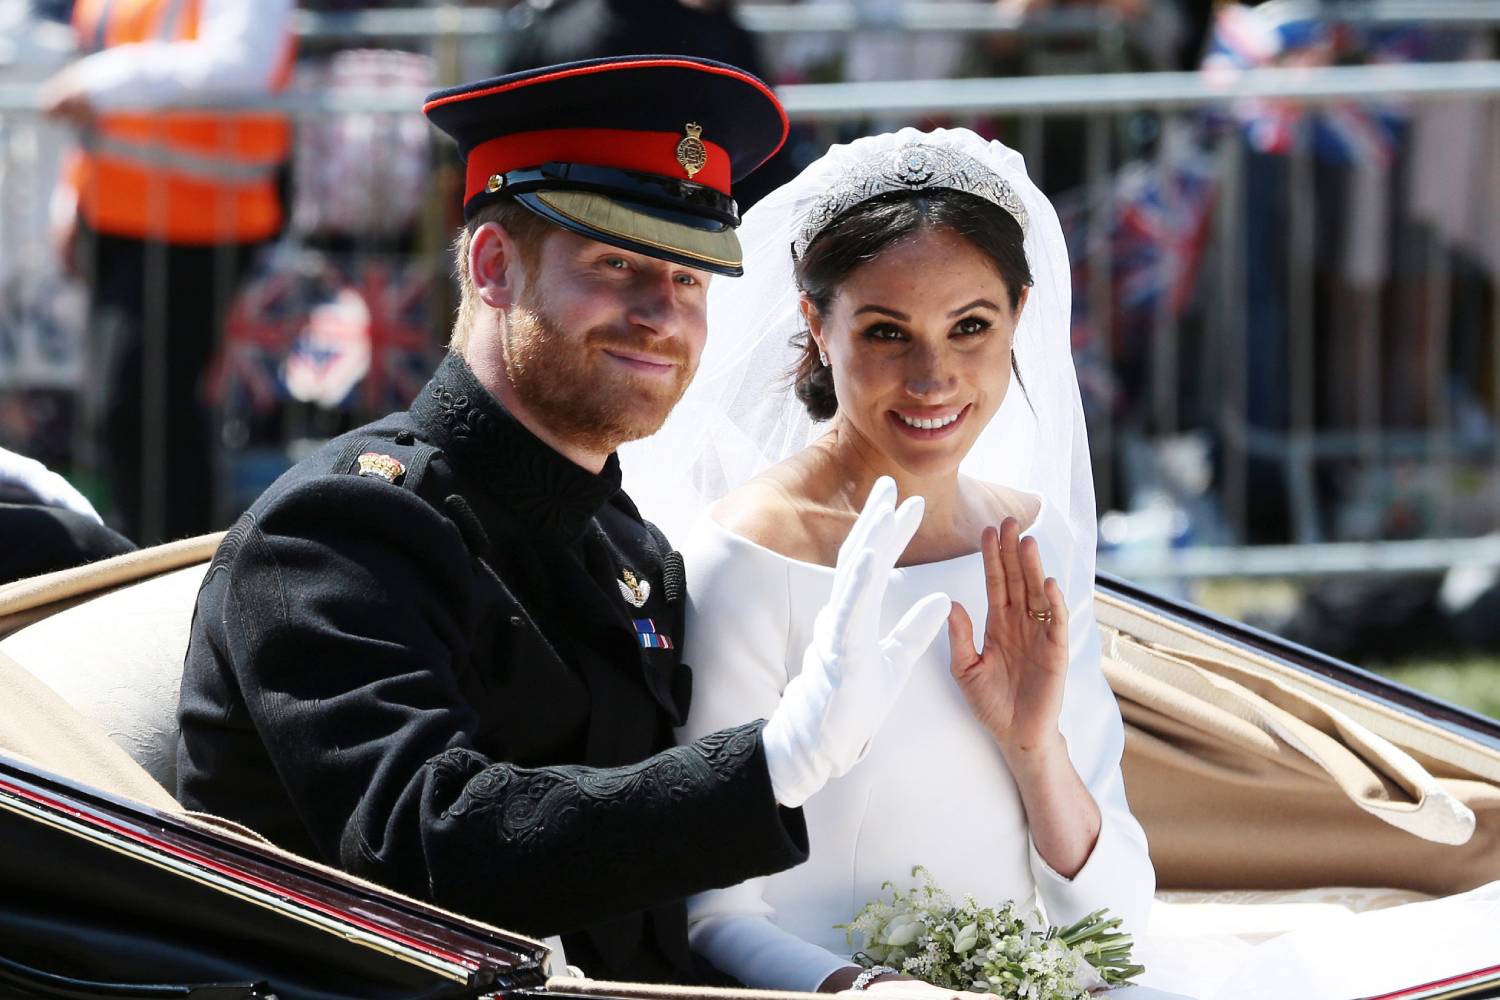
[1,0,1498,715]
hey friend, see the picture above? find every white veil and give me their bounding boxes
[620,126,1097,569]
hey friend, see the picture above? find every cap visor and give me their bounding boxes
[521,190,743,277]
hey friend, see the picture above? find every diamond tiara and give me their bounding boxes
[793,143,1030,260]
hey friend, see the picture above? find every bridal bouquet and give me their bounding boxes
[839,867,1142,998]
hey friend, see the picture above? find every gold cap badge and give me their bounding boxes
[675,123,707,180]
[356,451,407,484]
[485,173,505,194]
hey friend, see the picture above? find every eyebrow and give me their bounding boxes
[851,299,1000,321]
[949,298,999,316]
[852,304,909,320]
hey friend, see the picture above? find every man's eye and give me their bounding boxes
[603,257,629,270]
[674,272,699,287]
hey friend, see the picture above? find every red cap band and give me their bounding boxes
[465,127,732,204]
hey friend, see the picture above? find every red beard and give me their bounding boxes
[501,290,695,458]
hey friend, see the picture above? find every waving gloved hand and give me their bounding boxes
[0,446,102,523]
[763,477,952,807]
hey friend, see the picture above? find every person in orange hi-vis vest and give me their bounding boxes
[39,0,294,545]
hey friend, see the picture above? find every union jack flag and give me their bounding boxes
[1202,2,1419,168]
[352,259,440,414]
[1058,127,1219,418]
[283,281,372,411]
[215,251,441,418]
[208,256,301,415]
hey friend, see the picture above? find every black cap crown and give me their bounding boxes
[424,55,788,276]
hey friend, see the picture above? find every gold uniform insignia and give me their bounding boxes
[675,123,707,180]
[356,451,406,484]
[618,567,651,608]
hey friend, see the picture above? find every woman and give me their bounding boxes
[622,128,1155,993]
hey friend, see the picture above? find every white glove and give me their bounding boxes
[0,446,102,523]
[763,477,952,807]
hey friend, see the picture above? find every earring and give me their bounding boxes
[818,350,829,367]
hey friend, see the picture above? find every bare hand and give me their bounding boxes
[947,517,1069,754]
[39,68,95,127]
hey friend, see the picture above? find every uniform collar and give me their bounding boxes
[411,352,623,537]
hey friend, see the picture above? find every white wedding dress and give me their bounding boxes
[624,127,1500,1000]
[676,495,1156,994]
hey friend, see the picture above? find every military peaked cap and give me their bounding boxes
[423,55,788,277]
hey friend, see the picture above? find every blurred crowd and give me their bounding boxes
[1,0,1498,663]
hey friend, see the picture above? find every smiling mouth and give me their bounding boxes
[889,405,969,438]
[603,349,676,375]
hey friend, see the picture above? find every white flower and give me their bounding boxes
[844,868,1136,998]
[883,915,924,947]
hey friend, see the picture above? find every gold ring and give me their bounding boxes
[1027,607,1054,624]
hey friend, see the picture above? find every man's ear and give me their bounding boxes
[470,221,526,310]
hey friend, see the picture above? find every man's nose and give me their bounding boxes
[626,270,686,337]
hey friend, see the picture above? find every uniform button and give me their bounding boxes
[509,616,524,627]
[394,430,416,445]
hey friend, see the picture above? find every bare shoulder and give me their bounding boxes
[970,478,1044,531]
[707,465,833,564]
[707,479,799,545]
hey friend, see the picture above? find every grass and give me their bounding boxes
[1371,658,1500,722]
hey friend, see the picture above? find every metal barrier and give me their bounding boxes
[1,58,1497,578]
[284,3,1500,42]
[286,4,1129,42]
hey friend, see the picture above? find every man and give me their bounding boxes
[177,57,951,984]
[0,445,135,585]
[40,0,294,543]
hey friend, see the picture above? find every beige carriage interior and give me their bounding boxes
[2,539,1499,983]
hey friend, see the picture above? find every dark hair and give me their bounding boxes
[791,188,1033,421]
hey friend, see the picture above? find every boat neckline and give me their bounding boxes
[699,492,1048,575]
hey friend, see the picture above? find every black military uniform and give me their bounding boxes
[0,503,135,585]
[177,57,803,983]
